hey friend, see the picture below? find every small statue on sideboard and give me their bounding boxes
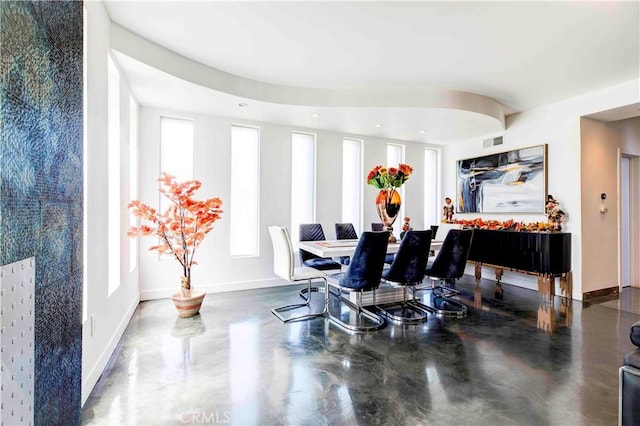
[442,197,455,223]
[400,216,413,240]
[545,194,567,231]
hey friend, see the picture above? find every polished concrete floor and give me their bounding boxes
[591,286,640,315]
[82,276,640,425]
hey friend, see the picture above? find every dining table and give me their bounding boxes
[297,238,443,259]
[297,237,444,306]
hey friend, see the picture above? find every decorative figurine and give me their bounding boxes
[442,197,454,223]
[400,216,413,240]
[545,194,567,231]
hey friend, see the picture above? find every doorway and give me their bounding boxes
[620,155,630,288]
[619,153,639,294]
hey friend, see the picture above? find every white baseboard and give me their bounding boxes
[81,294,139,406]
[139,277,300,301]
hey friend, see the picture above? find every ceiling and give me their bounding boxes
[103,1,640,144]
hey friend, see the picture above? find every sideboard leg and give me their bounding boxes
[494,268,504,299]
[538,274,554,300]
[559,271,573,299]
[474,262,482,284]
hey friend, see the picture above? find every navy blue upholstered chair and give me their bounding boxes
[371,222,385,232]
[299,223,342,271]
[268,226,328,323]
[417,228,473,317]
[326,231,389,332]
[371,223,395,264]
[335,222,358,265]
[621,320,640,425]
[377,230,432,323]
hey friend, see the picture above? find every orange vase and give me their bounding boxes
[375,188,401,242]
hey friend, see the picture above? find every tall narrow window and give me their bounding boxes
[160,117,194,213]
[128,96,139,273]
[230,125,260,256]
[107,55,121,296]
[342,138,362,232]
[387,143,405,238]
[424,148,440,229]
[290,132,316,246]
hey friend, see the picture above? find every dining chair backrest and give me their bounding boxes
[383,230,432,285]
[299,223,327,262]
[335,223,358,240]
[339,231,389,290]
[268,226,294,281]
[371,223,385,232]
[425,229,473,280]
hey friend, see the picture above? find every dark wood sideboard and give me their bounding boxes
[467,229,572,299]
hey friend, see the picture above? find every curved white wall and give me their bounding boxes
[137,108,435,300]
[82,1,140,404]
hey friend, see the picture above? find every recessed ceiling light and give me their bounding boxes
[375,124,383,128]
[311,113,320,118]
[238,102,248,108]
[419,130,427,134]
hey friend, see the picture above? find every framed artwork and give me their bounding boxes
[456,144,547,213]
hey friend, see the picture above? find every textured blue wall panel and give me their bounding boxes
[1,1,83,424]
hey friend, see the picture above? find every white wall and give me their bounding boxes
[443,80,639,300]
[137,108,435,300]
[82,1,140,405]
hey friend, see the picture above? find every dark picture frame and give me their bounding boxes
[456,144,547,213]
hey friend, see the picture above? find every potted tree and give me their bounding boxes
[128,172,223,317]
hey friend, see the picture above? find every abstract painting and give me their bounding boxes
[456,145,547,213]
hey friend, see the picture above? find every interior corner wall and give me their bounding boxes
[1,1,83,424]
[579,118,621,294]
[592,117,640,290]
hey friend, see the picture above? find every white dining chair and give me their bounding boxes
[268,225,329,322]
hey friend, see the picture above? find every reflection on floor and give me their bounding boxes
[590,286,640,315]
[82,276,640,425]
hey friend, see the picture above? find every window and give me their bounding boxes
[107,54,121,296]
[290,132,316,246]
[387,143,405,238]
[230,125,260,256]
[128,96,138,273]
[159,117,194,213]
[342,138,362,232]
[424,148,441,229]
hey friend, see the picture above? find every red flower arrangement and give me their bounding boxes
[367,163,413,189]
[127,173,223,291]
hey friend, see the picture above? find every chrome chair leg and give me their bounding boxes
[376,285,431,323]
[271,278,328,322]
[299,284,340,301]
[326,286,385,332]
[410,284,468,318]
